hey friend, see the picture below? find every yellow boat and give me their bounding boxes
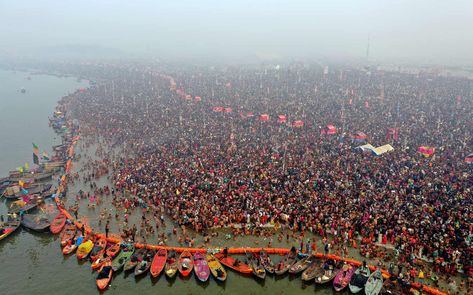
[76,240,94,260]
[206,254,227,281]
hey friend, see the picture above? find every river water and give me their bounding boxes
[0,69,345,295]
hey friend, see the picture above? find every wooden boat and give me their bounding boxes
[333,263,355,291]
[164,250,178,278]
[111,244,135,271]
[59,224,76,246]
[135,250,155,276]
[381,278,404,295]
[106,243,121,258]
[315,260,339,284]
[150,249,167,277]
[0,217,21,241]
[365,269,384,295]
[63,236,84,255]
[91,255,109,270]
[302,258,324,281]
[96,260,113,290]
[247,252,266,279]
[90,238,107,261]
[8,171,53,182]
[274,247,297,275]
[21,214,50,232]
[124,248,147,271]
[4,184,53,200]
[206,254,227,281]
[193,252,210,282]
[289,254,315,275]
[349,266,371,293]
[76,239,94,260]
[259,250,275,273]
[178,250,194,277]
[214,252,252,274]
[50,213,67,234]
[9,198,42,214]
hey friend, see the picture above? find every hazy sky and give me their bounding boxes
[1,0,472,64]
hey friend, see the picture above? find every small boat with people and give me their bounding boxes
[365,269,384,295]
[258,250,275,273]
[4,183,53,200]
[134,250,155,276]
[9,198,42,214]
[0,216,21,241]
[214,250,252,274]
[193,252,210,282]
[63,235,83,255]
[301,258,324,281]
[333,263,356,291]
[178,250,194,277]
[76,239,94,260]
[206,254,227,281]
[315,259,339,284]
[106,243,121,258]
[111,243,135,272]
[274,247,297,275]
[349,262,371,293]
[165,250,178,278]
[289,254,315,275]
[89,238,107,261]
[247,252,266,279]
[59,223,76,246]
[124,248,147,271]
[150,248,167,278]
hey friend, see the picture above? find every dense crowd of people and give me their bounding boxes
[61,63,471,283]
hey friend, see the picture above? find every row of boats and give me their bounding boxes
[52,215,390,293]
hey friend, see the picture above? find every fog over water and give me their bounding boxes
[1,0,472,64]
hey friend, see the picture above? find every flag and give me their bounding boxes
[19,166,24,173]
[32,143,39,155]
[24,163,29,170]
[418,146,435,157]
[19,180,25,187]
[33,153,39,164]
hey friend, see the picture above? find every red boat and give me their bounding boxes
[50,213,67,234]
[178,251,194,277]
[214,252,252,274]
[150,249,167,277]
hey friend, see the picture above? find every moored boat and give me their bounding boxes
[349,264,371,293]
[76,239,94,260]
[164,250,178,278]
[289,254,315,275]
[193,252,210,282]
[96,260,113,290]
[9,198,42,214]
[106,243,121,259]
[124,248,147,271]
[21,214,50,232]
[178,250,194,277]
[274,247,297,275]
[0,217,21,241]
[333,263,355,291]
[315,259,339,284]
[111,243,135,272]
[59,223,76,246]
[214,252,252,274]
[63,235,83,255]
[259,250,275,273]
[247,252,266,279]
[90,238,107,261]
[365,269,384,295]
[134,250,155,276]
[50,213,67,234]
[150,248,167,277]
[206,254,227,281]
[301,258,324,281]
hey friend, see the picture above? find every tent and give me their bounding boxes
[278,115,287,124]
[292,120,304,127]
[259,114,270,122]
[418,146,435,157]
[356,144,375,152]
[321,124,337,135]
[212,106,224,112]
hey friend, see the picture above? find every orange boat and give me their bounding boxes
[150,249,167,277]
[90,238,107,261]
[92,256,110,270]
[50,213,67,234]
[96,260,113,290]
[214,252,252,274]
[106,243,121,258]
[59,224,76,247]
[178,250,194,277]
